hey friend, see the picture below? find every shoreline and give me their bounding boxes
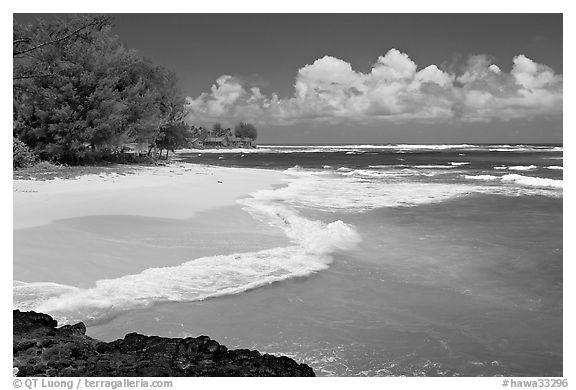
[13,162,287,230]
[13,162,292,308]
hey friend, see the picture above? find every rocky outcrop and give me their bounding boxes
[13,310,315,377]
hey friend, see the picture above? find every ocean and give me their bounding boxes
[14,144,563,376]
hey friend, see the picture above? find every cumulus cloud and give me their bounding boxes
[185,49,562,125]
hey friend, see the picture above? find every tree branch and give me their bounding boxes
[13,38,31,45]
[13,17,107,57]
[13,73,54,80]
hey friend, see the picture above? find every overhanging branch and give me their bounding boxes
[13,17,108,57]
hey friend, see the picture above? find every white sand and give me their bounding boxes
[13,164,286,230]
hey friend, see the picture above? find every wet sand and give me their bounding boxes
[13,164,287,286]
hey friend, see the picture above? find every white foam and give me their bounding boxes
[412,165,456,169]
[14,189,361,324]
[449,162,470,166]
[41,247,335,324]
[507,165,538,171]
[17,245,332,324]
[178,147,271,154]
[340,169,419,179]
[546,166,563,170]
[178,144,562,155]
[488,146,562,152]
[278,168,562,212]
[260,144,478,151]
[393,144,477,150]
[13,281,78,311]
[258,173,483,212]
[501,174,563,189]
[464,175,500,181]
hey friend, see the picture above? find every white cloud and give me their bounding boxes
[489,64,502,74]
[185,49,562,126]
[371,48,417,80]
[414,65,454,87]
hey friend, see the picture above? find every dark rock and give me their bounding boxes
[176,340,188,355]
[95,342,109,354]
[36,339,53,348]
[13,310,315,377]
[13,310,57,333]
[14,340,36,352]
[205,340,220,353]
[59,322,86,335]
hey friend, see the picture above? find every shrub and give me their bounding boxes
[13,137,36,169]
[31,160,61,171]
[234,122,258,140]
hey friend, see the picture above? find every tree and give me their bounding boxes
[212,122,222,134]
[13,15,112,60]
[13,15,186,164]
[155,122,190,159]
[234,122,258,140]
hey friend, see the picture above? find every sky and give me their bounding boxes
[16,14,564,144]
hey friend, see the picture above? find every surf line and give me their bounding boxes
[14,188,361,325]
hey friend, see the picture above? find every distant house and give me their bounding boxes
[122,142,148,156]
[189,128,255,149]
[204,136,229,148]
[189,138,204,148]
[229,136,254,148]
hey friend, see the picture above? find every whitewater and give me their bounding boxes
[14,182,361,325]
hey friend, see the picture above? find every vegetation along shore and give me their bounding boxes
[14,14,257,172]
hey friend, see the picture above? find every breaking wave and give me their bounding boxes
[13,186,361,325]
[507,165,538,171]
[464,175,500,181]
[501,174,563,189]
[276,166,562,212]
[177,144,561,155]
[464,173,562,191]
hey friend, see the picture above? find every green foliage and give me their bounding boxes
[212,122,222,133]
[234,122,258,140]
[211,123,231,137]
[13,137,36,169]
[13,15,186,165]
[155,122,191,153]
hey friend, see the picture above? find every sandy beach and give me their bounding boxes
[13,164,285,230]
[13,164,289,287]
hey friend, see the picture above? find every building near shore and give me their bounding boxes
[193,129,254,149]
[122,143,148,156]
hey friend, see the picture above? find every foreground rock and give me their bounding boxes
[13,310,315,377]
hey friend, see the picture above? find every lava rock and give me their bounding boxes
[13,310,315,377]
